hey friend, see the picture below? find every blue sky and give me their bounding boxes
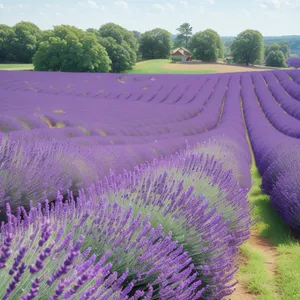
[0,0,299,36]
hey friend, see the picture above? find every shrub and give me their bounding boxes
[286,57,300,68]
[0,197,203,299]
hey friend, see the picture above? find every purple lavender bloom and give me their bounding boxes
[0,134,104,214]
[0,196,202,299]
[286,57,300,69]
[91,152,248,299]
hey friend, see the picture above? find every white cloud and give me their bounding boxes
[78,1,104,9]
[87,0,99,8]
[152,2,176,11]
[0,4,4,9]
[40,12,45,16]
[180,0,188,5]
[18,4,23,8]
[166,2,175,9]
[153,3,165,10]
[45,4,52,8]
[201,0,215,4]
[243,9,251,15]
[259,3,268,7]
[261,0,300,8]
[55,12,63,16]
[114,0,128,9]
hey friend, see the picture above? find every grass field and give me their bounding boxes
[124,59,271,74]
[124,59,216,74]
[0,64,33,70]
[236,165,300,300]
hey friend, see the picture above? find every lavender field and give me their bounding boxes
[0,69,300,299]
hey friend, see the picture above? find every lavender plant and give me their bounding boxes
[286,57,300,69]
[0,195,204,299]
[0,134,100,214]
[92,154,246,299]
[186,139,252,189]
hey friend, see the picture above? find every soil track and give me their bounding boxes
[224,232,278,300]
[162,63,269,73]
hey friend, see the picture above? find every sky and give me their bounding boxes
[0,0,299,36]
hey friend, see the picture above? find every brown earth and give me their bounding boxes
[135,61,147,65]
[224,232,278,300]
[162,63,269,73]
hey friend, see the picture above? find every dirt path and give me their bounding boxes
[224,232,278,300]
[135,61,147,65]
[162,63,269,73]
[248,233,278,275]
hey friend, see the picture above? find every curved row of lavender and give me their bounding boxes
[0,71,254,299]
[261,71,300,120]
[0,71,253,213]
[272,70,300,101]
[241,71,300,232]
[0,146,251,299]
[286,57,300,69]
[251,72,300,138]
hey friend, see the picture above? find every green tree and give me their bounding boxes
[189,29,223,62]
[265,50,286,67]
[12,21,42,63]
[230,29,264,66]
[139,28,172,60]
[99,23,138,54]
[86,28,98,34]
[98,37,133,72]
[265,42,290,59]
[40,30,54,42]
[98,23,137,71]
[0,25,16,62]
[33,26,111,72]
[132,30,141,41]
[175,23,193,49]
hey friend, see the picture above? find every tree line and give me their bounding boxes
[0,21,294,72]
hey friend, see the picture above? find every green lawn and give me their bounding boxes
[0,64,34,70]
[123,59,216,74]
[237,164,300,300]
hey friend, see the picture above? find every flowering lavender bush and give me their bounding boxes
[0,195,204,299]
[241,71,300,232]
[0,135,100,213]
[187,140,252,189]
[92,152,251,298]
[286,57,300,69]
[271,165,300,232]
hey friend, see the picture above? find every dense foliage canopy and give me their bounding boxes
[0,22,41,63]
[139,28,172,60]
[189,29,223,62]
[33,26,111,72]
[230,29,264,65]
[174,23,193,49]
[265,42,290,59]
[265,49,286,67]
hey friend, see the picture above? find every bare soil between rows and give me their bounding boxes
[224,232,278,300]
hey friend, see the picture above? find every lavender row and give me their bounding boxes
[262,71,300,120]
[0,141,251,299]
[241,72,300,232]
[251,72,300,138]
[272,70,300,101]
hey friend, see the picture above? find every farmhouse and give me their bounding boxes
[171,47,191,62]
